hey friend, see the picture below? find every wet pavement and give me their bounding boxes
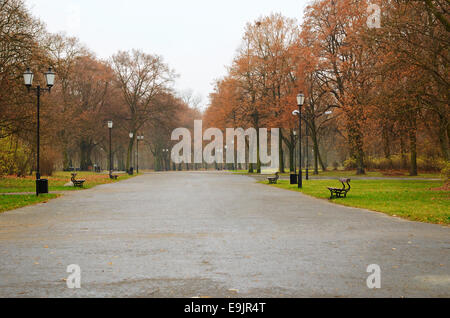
[0,172,448,297]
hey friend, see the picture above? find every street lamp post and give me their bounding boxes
[136,135,144,174]
[108,121,113,177]
[23,67,55,196]
[293,130,297,174]
[293,93,305,188]
[129,132,134,174]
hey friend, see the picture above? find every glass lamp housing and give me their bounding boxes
[24,68,34,87]
[45,67,55,87]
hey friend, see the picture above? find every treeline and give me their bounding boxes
[203,0,449,175]
[0,0,199,176]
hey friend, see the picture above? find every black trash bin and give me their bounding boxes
[36,179,49,194]
[290,174,298,185]
[128,167,134,175]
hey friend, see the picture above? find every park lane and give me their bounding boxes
[0,172,448,297]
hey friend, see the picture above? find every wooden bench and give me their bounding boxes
[71,173,86,188]
[328,178,351,199]
[268,172,280,184]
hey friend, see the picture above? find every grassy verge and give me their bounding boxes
[0,194,59,213]
[0,171,135,193]
[261,179,449,225]
[234,169,441,178]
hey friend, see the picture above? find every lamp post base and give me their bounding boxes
[36,178,48,195]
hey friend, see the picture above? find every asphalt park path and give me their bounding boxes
[0,172,448,297]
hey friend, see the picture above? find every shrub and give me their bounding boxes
[378,158,393,170]
[417,157,445,172]
[0,151,15,177]
[364,157,373,170]
[343,158,357,170]
[366,157,395,170]
[344,154,444,172]
[0,136,32,177]
[441,161,450,183]
[14,143,32,177]
[390,154,408,170]
[0,136,64,177]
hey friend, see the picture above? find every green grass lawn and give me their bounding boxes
[262,179,449,225]
[0,171,135,193]
[234,169,441,179]
[0,171,137,213]
[0,194,59,213]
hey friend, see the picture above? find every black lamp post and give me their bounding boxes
[163,149,170,171]
[129,132,134,174]
[136,135,144,174]
[108,121,113,176]
[293,130,297,174]
[24,67,55,196]
[293,92,305,188]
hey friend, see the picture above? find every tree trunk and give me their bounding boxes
[126,138,134,172]
[400,136,408,169]
[355,149,365,175]
[80,140,93,171]
[279,130,285,173]
[348,123,365,175]
[310,129,326,173]
[409,128,418,176]
[247,139,253,173]
[160,154,165,171]
[317,146,327,172]
[118,148,126,171]
[288,133,295,173]
[256,127,261,173]
[302,142,306,169]
[63,149,70,171]
[438,114,449,161]
[382,125,391,160]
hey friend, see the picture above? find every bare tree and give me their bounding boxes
[111,49,176,171]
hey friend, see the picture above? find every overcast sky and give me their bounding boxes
[26,0,309,109]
